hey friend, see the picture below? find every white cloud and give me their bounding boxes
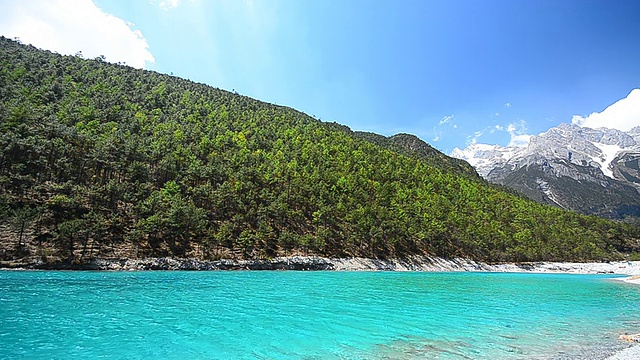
[467,130,485,145]
[159,0,181,10]
[571,89,640,131]
[430,114,458,143]
[508,133,531,147]
[432,126,441,142]
[506,120,531,147]
[504,102,511,108]
[478,121,531,147]
[0,0,155,69]
[439,114,454,125]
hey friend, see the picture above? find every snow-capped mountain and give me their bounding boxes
[450,143,524,178]
[451,123,640,220]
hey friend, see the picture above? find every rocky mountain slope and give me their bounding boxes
[452,123,640,220]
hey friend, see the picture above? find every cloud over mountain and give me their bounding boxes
[0,0,155,69]
[572,89,640,132]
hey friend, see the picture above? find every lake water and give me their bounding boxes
[0,271,638,359]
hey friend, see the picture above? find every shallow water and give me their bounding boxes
[0,271,638,359]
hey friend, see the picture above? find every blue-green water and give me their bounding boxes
[0,271,638,359]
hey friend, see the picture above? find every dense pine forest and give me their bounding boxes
[1,36,639,264]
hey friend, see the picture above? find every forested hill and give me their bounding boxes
[352,131,479,179]
[1,36,639,265]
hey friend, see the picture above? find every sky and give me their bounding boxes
[1,0,639,154]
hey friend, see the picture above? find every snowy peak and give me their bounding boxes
[450,143,523,178]
[450,123,640,220]
[452,123,639,181]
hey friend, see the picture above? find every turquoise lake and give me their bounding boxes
[0,271,638,359]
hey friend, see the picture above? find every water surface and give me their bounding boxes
[1,271,638,359]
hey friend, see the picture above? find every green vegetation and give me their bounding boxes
[1,37,638,264]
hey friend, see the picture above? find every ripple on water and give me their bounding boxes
[0,271,638,360]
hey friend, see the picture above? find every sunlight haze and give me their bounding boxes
[1,0,638,153]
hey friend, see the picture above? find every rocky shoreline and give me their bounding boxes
[2,256,639,275]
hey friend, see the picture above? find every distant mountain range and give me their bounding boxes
[452,123,640,220]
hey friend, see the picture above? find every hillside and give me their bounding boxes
[353,131,480,179]
[1,37,639,265]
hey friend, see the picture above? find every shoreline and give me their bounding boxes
[2,255,639,275]
[614,274,640,285]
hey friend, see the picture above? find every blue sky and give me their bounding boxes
[2,0,639,153]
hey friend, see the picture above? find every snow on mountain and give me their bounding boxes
[450,143,523,178]
[452,123,638,180]
[450,124,640,219]
[591,143,623,178]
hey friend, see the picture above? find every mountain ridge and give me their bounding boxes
[452,122,640,220]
